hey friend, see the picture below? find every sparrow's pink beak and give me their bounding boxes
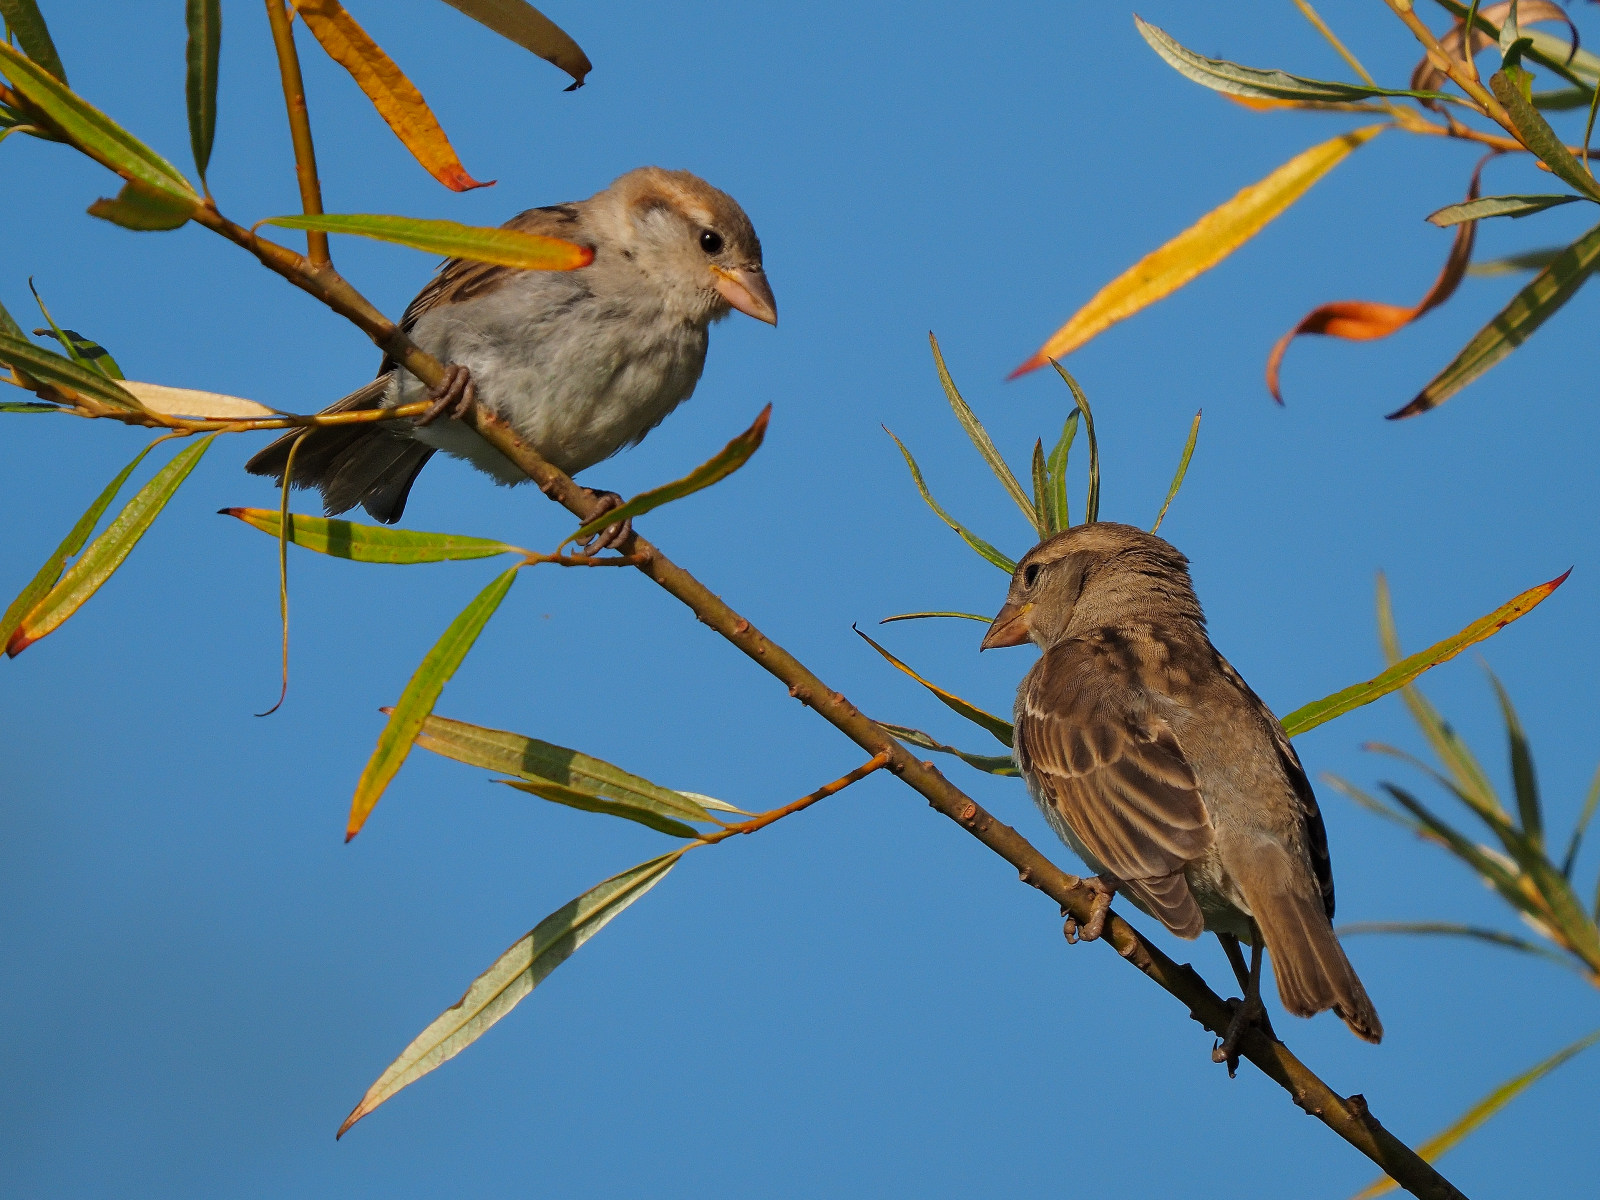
[980,601,1033,650]
[712,264,777,325]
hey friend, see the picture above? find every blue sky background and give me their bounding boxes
[3,2,1598,1196]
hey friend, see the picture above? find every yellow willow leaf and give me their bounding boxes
[1012,124,1385,375]
[291,0,490,192]
[119,381,280,419]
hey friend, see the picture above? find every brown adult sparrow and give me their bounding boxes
[248,167,776,534]
[981,523,1381,1067]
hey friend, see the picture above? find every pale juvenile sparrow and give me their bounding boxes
[982,523,1381,1065]
[248,167,776,527]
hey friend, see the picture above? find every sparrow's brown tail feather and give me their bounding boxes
[1241,847,1383,1043]
[1121,871,1205,940]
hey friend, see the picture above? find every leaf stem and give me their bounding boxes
[696,752,892,844]
[1381,0,1515,134]
[263,0,330,266]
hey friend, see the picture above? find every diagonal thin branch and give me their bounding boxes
[263,0,331,266]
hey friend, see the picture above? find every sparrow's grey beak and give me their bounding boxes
[712,264,778,325]
[980,601,1032,650]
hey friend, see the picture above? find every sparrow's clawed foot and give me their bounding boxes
[1061,875,1117,944]
[578,488,633,554]
[416,363,477,427]
[1211,992,1270,1077]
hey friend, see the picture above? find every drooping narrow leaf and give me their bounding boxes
[1136,16,1451,104]
[0,41,196,203]
[223,508,522,563]
[346,566,518,839]
[1338,921,1587,975]
[1484,668,1542,845]
[884,427,1015,573]
[1363,741,1519,854]
[1050,362,1099,523]
[1427,193,1585,226]
[1012,125,1384,374]
[337,849,683,1137]
[434,0,590,89]
[930,334,1044,536]
[0,332,140,409]
[262,213,591,271]
[1029,439,1051,533]
[501,780,699,838]
[1392,220,1600,417]
[1466,247,1568,275]
[32,327,122,378]
[290,0,492,192]
[1380,784,1530,914]
[409,712,714,827]
[1349,1028,1600,1199]
[854,625,1013,747]
[6,435,215,655]
[1151,410,1201,534]
[1281,570,1569,737]
[1490,70,1600,202]
[0,0,66,82]
[1045,410,1077,531]
[0,441,158,651]
[877,721,1018,776]
[27,280,96,375]
[184,0,221,186]
[1561,762,1600,878]
[879,611,991,624]
[567,406,770,544]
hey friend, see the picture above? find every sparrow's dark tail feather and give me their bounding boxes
[1243,848,1383,1043]
[244,377,434,525]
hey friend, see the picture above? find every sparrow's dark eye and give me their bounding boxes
[699,229,724,255]
[1023,563,1041,588]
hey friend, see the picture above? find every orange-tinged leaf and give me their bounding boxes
[291,0,491,192]
[1267,157,1485,404]
[1011,125,1384,376]
[436,0,590,90]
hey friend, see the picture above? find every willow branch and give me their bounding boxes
[1382,0,1514,134]
[698,751,892,844]
[262,0,330,267]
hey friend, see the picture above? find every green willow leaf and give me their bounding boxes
[410,712,714,826]
[1561,762,1600,878]
[1431,1,1600,90]
[1337,921,1587,975]
[33,327,122,378]
[0,440,158,651]
[184,0,221,185]
[0,400,58,412]
[1050,361,1099,523]
[1030,439,1051,533]
[88,179,194,232]
[1426,193,1586,226]
[567,406,770,544]
[0,294,25,340]
[1380,784,1532,916]
[262,213,592,271]
[223,507,522,563]
[501,780,699,838]
[1136,16,1452,104]
[1489,72,1600,202]
[27,280,95,375]
[1045,410,1077,531]
[1281,570,1569,737]
[0,331,141,410]
[0,41,196,203]
[434,0,591,89]
[346,567,518,839]
[1465,247,1570,276]
[1349,1028,1600,1200]
[854,625,1013,747]
[878,611,991,624]
[878,721,1018,776]
[6,436,215,655]
[0,0,67,83]
[1151,409,1201,534]
[884,427,1014,572]
[337,849,682,1138]
[1484,667,1542,846]
[929,333,1045,537]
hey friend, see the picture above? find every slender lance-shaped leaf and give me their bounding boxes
[1380,784,1531,915]
[409,712,714,826]
[184,0,221,186]
[0,332,140,410]
[1280,570,1569,737]
[28,281,96,375]
[1484,667,1542,845]
[223,508,522,563]
[854,625,1014,747]
[877,721,1018,776]
[435,0,590,89]
[1427,193,1585,226]
[6,435,215,655]
[337,849,682,1137]
[120,381,277,419]
[262,213,591,271]
[884,427,1015,573]
[0,41,196,203]
[879,611,991,624]
[291,0,492,192]
[1349,1028,1600,1199]
[0,0,67,82]
[347,567,518,840]
[1490,71,1600,203]
[567,406,770,545]
[0,294,25,340]
[1392,220,1600,417]
[0,401,58,413]
[1050,362,1099,523]
[1338,921,1586,975]
[930,334,1044,536]
[33,327,122,378]
[1045,410,1077,532]
[1562,762,1600,878]
[0,441,158,650]
[1030,439,1051,533]
[1011,125,1384,374]
[1466,246,1568,275]
[501,780,699,838]
[1151,410,1201,534]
